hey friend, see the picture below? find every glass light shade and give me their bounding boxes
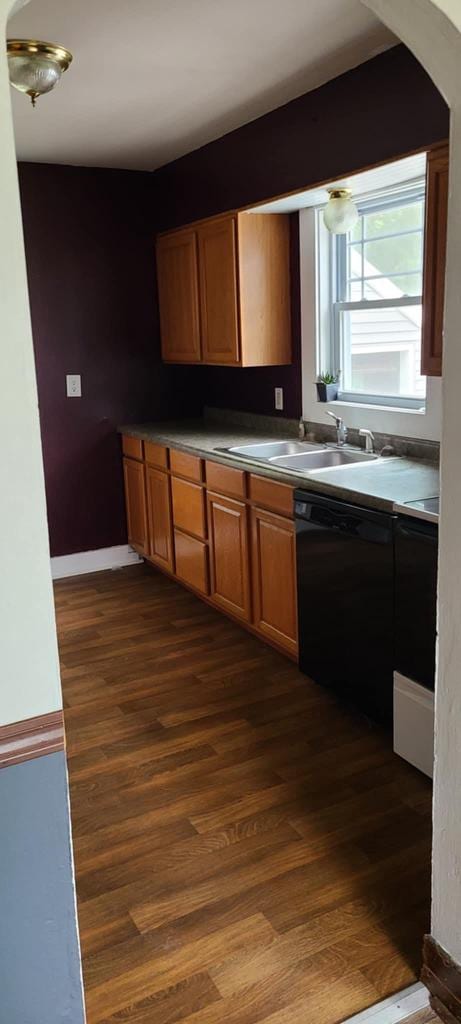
[7,40,72,106]
[323,189,359,235]
[8,53,62,97]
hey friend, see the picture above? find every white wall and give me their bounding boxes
[0,4,62,726]
[363,0,461,966]
[299,207,443,441]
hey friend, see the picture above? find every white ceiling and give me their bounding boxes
[249,153,427,212]
[8,0,395,171]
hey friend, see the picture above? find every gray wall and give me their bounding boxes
[0,752,85,1024]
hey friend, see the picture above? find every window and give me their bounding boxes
[329,186,426,408]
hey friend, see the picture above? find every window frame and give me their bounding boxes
[330,183,426,410]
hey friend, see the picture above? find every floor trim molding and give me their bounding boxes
[0,711,65,769]
[51,544,141,580]
[340,984,430,1024]
[422,935,461,1023]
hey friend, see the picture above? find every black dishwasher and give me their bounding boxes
[295,491,396,724]
[394,515,438,690]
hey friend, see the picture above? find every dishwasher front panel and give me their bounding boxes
[295,493,395,724]
[395,515,438,690]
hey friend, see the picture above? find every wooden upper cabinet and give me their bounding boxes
[237,212,291,366]
[146,465,174,573]
[123,456,148,555]
[251,507,297,656]
[207,492,251,622]
[421,144,449,377]
[198,216,240,364]
[156,229,201,363]
[156,211,291,367]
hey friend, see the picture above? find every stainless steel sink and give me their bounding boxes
[225,440,326,460]
[271,449,379,471]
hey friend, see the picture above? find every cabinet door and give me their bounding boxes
[251,507,297,656]
[198,217,240,364]
[156,230,201,363]
[207,492,250,621]
[123,457,147,555]
[146,466,174,573]
[421,144,449,377]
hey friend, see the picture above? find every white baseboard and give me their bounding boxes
[394,672,435,779]
[51,544,141,580]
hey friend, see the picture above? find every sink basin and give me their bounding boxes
[270,449,379,470]
[224,440,326,460]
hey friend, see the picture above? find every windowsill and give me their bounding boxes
[326,400,427,416]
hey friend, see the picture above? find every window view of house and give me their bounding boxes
[332,190,426,406]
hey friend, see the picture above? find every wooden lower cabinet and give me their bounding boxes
[122,439,298,658]
[251,506,298,656]
[123,457,148,555]
[146,465,174,573]
[174,530,209,595]
[207,492,251,622]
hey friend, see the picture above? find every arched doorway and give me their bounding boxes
[363,0,461,1002]
[1,0,460,1019]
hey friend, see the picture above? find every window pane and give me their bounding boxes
[348,279,363,300]
[363,273,422,299]
[363,200,424,239]
[347,241,362,277]
[363,233,423,286]
[339,305,426,401]
[350,218,362,242]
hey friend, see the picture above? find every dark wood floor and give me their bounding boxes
[56,563,432,1024]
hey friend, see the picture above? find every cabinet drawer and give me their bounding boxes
[144,441,168,470]
[174,530,209,595]
[249,474,294,518]
[171,476,206,539]
[170,448,203,481]
[205,460,246,499]
[122,435,143,461]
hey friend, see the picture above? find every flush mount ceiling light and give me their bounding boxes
[323,187,359,235]
[7,39,73,107]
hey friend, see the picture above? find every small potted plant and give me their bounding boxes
[316,371,340,403]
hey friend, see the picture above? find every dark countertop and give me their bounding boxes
[119,419,439,514]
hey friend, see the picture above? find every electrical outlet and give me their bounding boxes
[274,387,284,411]
[66,374,81,398]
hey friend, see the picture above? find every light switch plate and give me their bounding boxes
[274,387,284,411]
[66,374,81,398]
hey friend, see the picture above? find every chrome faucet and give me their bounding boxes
[359,427,375,453]
[326,411,348,447]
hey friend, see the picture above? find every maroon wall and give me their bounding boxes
[19,163,203,557]
[152,44,449,420]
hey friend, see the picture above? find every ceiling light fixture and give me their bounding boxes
[7,39,73,107]
[323,188,359,235]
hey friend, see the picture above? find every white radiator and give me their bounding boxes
[393,672,434,778]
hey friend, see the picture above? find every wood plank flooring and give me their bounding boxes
[56,563,432,1024]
